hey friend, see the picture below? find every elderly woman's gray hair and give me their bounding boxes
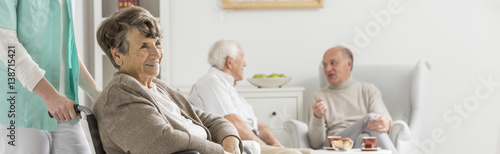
[208,39,241,69]
[96,6,162,68]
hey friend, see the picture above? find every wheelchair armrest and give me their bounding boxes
[389,120,411,142]
[173,150,200,154]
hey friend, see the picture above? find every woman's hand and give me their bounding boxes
[222,136,241,154]
[34,77,79,121]
[46,95,79,121]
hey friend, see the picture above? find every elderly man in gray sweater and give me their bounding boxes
[308,46,399,154]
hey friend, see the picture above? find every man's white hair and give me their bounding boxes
[208,38,241,69]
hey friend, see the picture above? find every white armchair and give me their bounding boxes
[284,59,431,150]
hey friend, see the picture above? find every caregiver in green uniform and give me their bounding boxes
[0,0,101,153]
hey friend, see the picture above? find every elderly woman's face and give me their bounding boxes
[116,29,163,86]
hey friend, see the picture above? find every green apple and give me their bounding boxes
[253,74,268,78]
[268,73,281,78]
[279,74,285,78]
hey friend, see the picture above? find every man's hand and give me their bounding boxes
[367,115,391,133]
[222,136,241,154]
[312,98,328,119]
[270,142,284,148]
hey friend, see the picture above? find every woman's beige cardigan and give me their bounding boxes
[93,73,243,153]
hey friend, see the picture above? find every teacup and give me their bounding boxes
[362,137,377,149]
[327,136,341,147]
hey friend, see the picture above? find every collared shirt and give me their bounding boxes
[189,67,259,133]
[146,83,208,139]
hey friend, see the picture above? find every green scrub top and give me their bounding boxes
[0,0,80,131]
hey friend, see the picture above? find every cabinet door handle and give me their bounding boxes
[272,111,276,116]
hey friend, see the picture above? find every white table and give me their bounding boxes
[312,148,392,154]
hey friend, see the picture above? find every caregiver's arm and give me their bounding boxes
[1,27,77,121]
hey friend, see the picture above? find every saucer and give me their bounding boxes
[360,147,381,151]
[323,147,336,151]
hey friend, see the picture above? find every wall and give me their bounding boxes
[74,0,96,153]
[74,0,92,107]
[168,0,500,153]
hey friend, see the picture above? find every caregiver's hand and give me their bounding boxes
[34,77,79,121]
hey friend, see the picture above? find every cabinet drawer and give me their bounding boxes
[246,97,297,130]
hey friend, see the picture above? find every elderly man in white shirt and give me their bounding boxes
[189,39,310,154]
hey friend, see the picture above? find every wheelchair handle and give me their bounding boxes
[48,104,92,118]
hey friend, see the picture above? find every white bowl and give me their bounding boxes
[247,77,291,88]
[332,140,353,151]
